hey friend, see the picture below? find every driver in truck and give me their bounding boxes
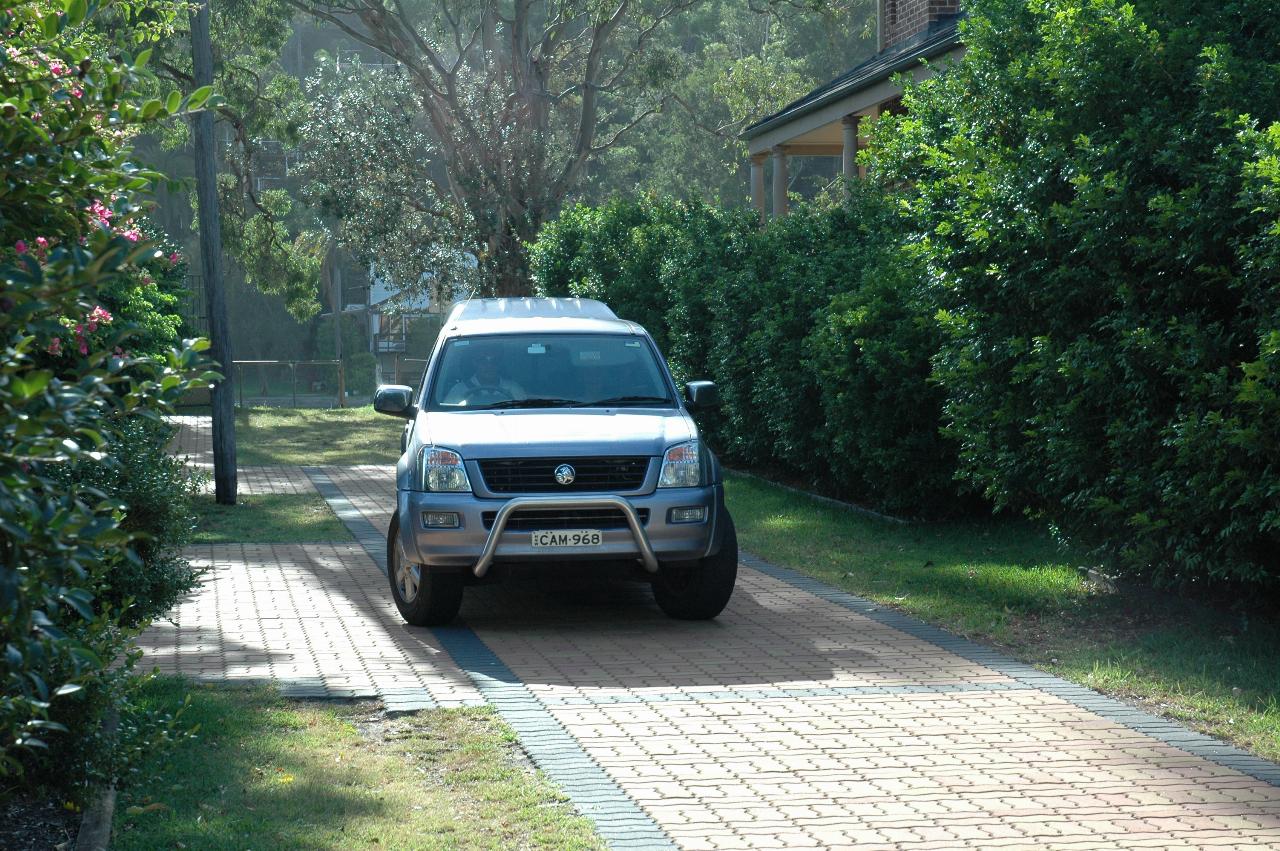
[443,346,526,405]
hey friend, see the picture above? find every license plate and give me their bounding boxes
[530,529,603,548]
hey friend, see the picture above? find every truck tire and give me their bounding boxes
[653,515,738,620]
[387,513,463,626]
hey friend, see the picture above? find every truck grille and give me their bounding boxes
[477,457,650,493]
[483,508,649,531]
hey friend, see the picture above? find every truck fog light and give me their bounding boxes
[423,511,461,529]
[669,506,706,524]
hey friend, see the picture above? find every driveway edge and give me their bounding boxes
[305,466,676,850]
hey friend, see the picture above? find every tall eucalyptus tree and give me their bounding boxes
[289,0,695,295]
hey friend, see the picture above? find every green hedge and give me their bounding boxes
[532,191,961,517]
[870,0,1280,588]
[534,0,1280,593]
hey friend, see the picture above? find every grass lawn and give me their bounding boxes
[235,406,403,467]
[112,679,604,850]
[726,473,1280,763]
[192,493,352,544]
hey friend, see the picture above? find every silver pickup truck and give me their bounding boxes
[373,297,737,625]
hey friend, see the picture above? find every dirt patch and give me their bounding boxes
[350,701,542,777]
[0,796,78,850]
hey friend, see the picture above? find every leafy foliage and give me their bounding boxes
[870,0,1280,587]
[295,65,474,309]
[47,419,202,630]
[533,190,960,516]
[0,0,210,788]
[217,183,327,319]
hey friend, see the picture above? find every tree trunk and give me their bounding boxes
[486,217,539,297]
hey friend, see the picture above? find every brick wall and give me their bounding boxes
[881,0,959,50]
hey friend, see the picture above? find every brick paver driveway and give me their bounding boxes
[148,418,1280,850]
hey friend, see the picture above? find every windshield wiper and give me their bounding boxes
[480,397,579,409]
[574,395,671,407]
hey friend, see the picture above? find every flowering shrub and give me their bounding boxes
[1,0,214,792]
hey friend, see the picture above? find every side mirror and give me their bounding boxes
[374,384,417,419]
[684,380,719,411]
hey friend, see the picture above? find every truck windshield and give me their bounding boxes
[428,334,674,410]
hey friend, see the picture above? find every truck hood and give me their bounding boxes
[415,408,695,459]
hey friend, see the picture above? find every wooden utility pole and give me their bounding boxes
[327,242,346,406]
[190,0,237,503]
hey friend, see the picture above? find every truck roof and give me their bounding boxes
[442,297,643,337]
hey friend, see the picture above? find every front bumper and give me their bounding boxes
[397,484,725,576]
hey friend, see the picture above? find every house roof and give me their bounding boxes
[369,272,432,313]
[742,15,963,141]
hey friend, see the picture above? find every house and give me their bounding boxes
[742,0,965,218]
[366,270,444,385]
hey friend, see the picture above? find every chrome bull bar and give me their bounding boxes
[472,495,659,579]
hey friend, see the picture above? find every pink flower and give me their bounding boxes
[88,201,112,225]
[71,87,83,99]
[47,337,62,355]
[14,240,27,254]
[78,340,88,356]
[89,306,112,323]
[36,237,48,250]
[122,229,141,242]
[50,61,65,76]
[169,252,180,265]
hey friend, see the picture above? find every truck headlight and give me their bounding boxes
[658,440,702,488]
[419,447,471,492]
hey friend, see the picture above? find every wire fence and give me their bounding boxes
[233,360,347,409]
[382,355,429,388]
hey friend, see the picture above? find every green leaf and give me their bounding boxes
[69,647,103,668]
[64,0,87,26]
[135,47,153,70]
[186,86,214,111]
[140,99,164,120]
[11,370,51,399]
[165,90,181,113]
[61,588,95,620]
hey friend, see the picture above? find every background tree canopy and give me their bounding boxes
[143,0,875,313]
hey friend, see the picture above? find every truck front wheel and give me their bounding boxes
[387,513,463,626]
[653,515,738,620]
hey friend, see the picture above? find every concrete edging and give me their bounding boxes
[74,711,118,851]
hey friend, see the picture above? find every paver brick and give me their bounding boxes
[138,541,482,707]
[153,432,1280,850]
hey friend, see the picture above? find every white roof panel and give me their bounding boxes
[447,298,618,324]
